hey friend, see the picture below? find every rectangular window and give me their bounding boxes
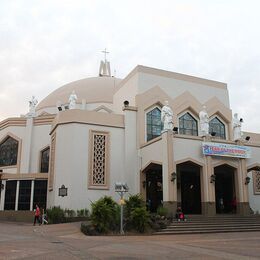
[33,180,47,209]
[89,130,109,189]
[18,180,31,210]
[4,180,17,210]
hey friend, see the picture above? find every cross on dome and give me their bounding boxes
[99,48,111,77]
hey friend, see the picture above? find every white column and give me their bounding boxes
[15,180,20,211]
[30,180,34,211]
[0,180,6,210]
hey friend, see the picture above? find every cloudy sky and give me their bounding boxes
[1,0,260,132]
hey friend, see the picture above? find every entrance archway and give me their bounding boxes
[143,164,162,212]
[177,162,202,214]
[214,165,236,214]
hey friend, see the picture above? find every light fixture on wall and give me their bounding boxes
[171,172,177,182]
[123,100,129,107]
[211,132,216,137]
[245,176,251,185]
[173,127,178,133]
[1,183,4,190]
[210,174,216,183]
[245,136,250,141]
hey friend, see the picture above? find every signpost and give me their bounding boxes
[115,182,129,235]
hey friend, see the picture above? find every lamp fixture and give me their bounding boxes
[123,100,129,107]
[210,174,216,183]
[171,172,177,182]
[173,127,178,133]
[211,132,216,137]
[245,176,250,185]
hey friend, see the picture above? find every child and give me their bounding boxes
[176,207,186,221]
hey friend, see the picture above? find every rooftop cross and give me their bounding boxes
[102,48,109,61]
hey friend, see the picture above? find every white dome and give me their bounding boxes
[36,76,122,111]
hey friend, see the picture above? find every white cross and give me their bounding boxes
[102,48,109,61]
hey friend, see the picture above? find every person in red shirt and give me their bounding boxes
[33,204,41,226]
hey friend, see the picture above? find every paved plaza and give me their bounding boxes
[0,221,260,259]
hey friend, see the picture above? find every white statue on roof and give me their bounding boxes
[199,105,209,136]
[69,90,77,109]
[28,96,38,116]
[161,100,173,131]
[233,113,243,141]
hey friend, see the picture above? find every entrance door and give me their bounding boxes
[145,165,162,212]
[178,162,202,214]
[215,165,236,214]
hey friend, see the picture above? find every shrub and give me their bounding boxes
[156,206,168,217]
[81,221,98,236]
[77,208,89,218]
[130,207,150,233]
[125,194,145,216]
[90,196,120,233]
[46,206,65,224]
[64,209,76,218]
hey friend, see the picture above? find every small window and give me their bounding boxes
[209,117,226,139]
[0,136,18,167]
[179,112,198,136]
[146,107,163,141]
[40,147,50,173]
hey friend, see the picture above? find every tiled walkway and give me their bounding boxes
[0,221,260,259]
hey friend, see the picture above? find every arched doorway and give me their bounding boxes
[177,162,202,214]
[214,165,236,214]
[143,163,163,212]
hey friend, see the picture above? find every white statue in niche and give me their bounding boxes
[161,100,174,131]
[233,113,243,141]
[199,105,209,136]
[69,90,77,109]
[29,96,38,115]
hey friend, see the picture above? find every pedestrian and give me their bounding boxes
[33,204,41,226]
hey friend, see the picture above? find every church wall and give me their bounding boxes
[49,123,125,210]
[30,125,52,173]
[137,72,230,108]
[113,73,138,113]
[140,139,163,170]
[247,171,260,213]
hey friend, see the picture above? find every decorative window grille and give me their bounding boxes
[146,107,163,142]
[0,136,19,167]
[89,131,109,189]
[48,134,56,191]
[209,117,226,139]
[179,112,198,136]
[253,170,260,195]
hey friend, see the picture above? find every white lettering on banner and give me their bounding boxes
[202,142,251,158]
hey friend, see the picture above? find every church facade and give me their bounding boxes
[1,61,260,216]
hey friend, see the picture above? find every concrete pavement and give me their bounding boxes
[0,221,260,259]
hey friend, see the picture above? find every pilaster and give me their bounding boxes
[0,180,6,210]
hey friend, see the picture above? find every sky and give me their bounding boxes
[1,0,260,132]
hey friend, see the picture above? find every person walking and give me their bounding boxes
[33,204,41,226]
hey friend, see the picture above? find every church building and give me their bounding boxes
[0,57,260,217]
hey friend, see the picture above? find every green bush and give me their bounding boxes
[130,207,150,233]
[156,206,168,217]
[125,194,145,216]
[81,221,98,236]
[46,206,65,224]
[64,209,76,218]
[90,196,120,233]
[77,208,89,217]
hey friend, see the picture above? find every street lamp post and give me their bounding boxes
[115,182,129,235]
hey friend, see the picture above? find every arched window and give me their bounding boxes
[40,147,50,173]
[0,136,18,167]
[146,107,163,141]
[179,112,198,136]
[209,117,226,139]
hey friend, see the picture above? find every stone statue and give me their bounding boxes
[69,90,77,109]
[29,96,38,114]
[161,100,173,131]
[233,113,242,141]
[199,105,209,136]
